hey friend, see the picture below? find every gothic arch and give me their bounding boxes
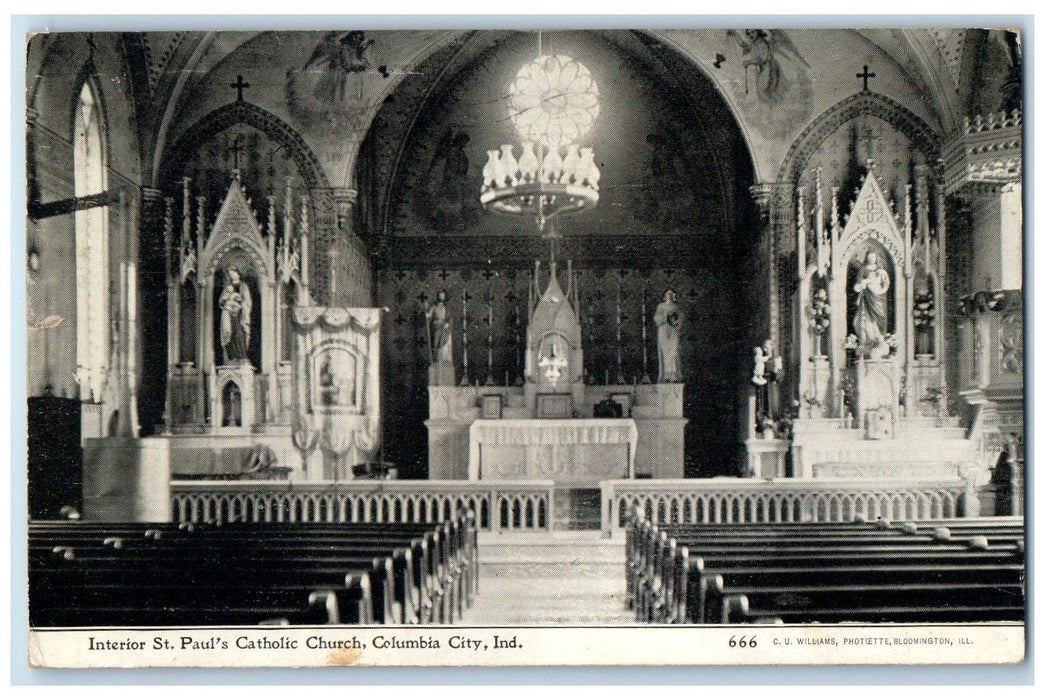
[161,101,329,190]
[777,91,941,184]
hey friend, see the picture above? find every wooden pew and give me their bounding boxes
[714,579,1025,624]
[29,515,474,628]
[680,546,1024,624]
[30,547,398,625]
[627,515,1025,625]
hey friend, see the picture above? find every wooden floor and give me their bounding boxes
[465,531,637,626]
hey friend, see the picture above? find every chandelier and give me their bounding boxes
[480,50,601,235]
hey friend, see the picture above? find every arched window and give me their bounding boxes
[73,81,109,402]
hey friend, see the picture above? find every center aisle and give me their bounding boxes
[464,530,637,626]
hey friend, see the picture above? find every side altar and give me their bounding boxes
[425,262,686,484]
[744,164,986,496]
[157,174,382,481]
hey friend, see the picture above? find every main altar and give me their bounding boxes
[426,262,686,485]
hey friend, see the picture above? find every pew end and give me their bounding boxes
[259,617,291,626]
[968,536,990,551]
[722,594,750,625]
[307,589,342,625]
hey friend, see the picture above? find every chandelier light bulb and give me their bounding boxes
[562,144,582,185]
[518,142,539,184]
[500,144,518,187]
[541,147,563,184]
[579,147,599,190]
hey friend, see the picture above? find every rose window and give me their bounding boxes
[509,55,600,148]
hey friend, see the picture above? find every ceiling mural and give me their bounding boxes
[719,29,815,142]
[360,30,753,268]
[285,30,391,136]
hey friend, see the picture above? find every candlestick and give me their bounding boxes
[640,288,651,384]
[460,290,470,386]
[485,294,495,386]
[615,282,624,384]
[181,177,192,257]
[514,304,524,386]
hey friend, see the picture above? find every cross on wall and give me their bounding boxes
[857,65,876,92]
[230,74,251,102]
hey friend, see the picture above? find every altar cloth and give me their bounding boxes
[468,418,638,483]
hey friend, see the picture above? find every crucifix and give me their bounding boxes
[857,123,882,165]
[230,74,250,102]
[857,65,876,92]
[226,133,245,171]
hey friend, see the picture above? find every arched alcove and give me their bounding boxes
[358,30,759,477]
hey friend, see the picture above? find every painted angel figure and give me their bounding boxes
[726,29,810,102]
[305,30,374,104]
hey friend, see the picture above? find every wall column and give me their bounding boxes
[312,187,370,307]
[139,185,167,432]
[749,182,795,406]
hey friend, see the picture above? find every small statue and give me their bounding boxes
[751,345,769,385]
[219,266,252,365]
[852,250,891,356]
[425,290,455,386]
[654,288,683,382]
[754,338,783,420]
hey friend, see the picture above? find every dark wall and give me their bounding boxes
[28,398,82,519]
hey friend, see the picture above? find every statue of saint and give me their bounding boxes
[219,266,252,365]
[425,290,455,385]
[852,251,890,352]
[754,338,783,421]
[654,288,683,383]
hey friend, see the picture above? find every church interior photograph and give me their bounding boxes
[24,26,1025,636]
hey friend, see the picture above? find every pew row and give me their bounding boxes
[29,513,476,628]
[626,515,1024,625]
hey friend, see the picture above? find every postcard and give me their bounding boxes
[22,23,1025,669]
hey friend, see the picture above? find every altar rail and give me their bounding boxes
[171,480,555,531]
[600,478,972,536]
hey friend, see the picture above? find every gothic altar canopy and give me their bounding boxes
[159,173,382,480]
[748,163,957,480]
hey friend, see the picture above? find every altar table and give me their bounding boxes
[468,418,638,485]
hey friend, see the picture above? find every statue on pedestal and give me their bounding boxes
[219,266,252,365]
[426,290,455,385]
[752,338,783,429]
[852,251,891,357]
[654,288,683,382]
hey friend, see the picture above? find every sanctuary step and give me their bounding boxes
[469,531,634,625]
[552,487,601,530]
